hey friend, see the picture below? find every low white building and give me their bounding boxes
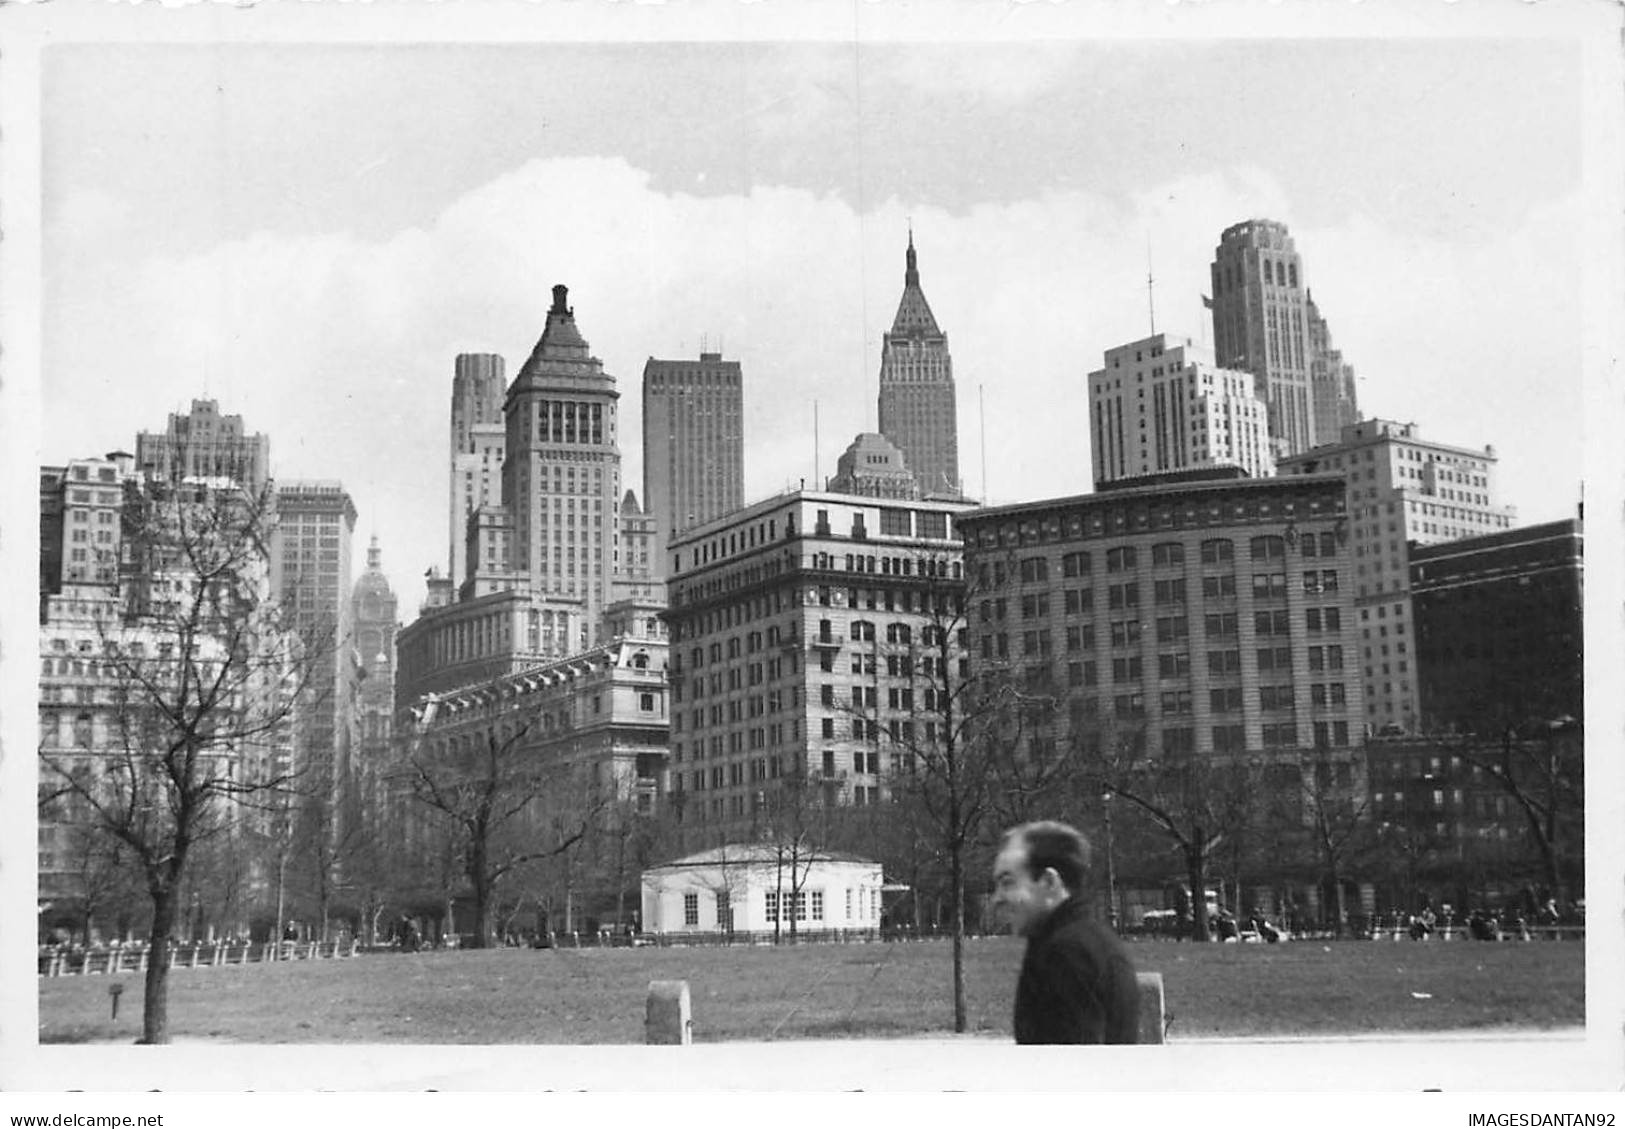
[640,844,885,938]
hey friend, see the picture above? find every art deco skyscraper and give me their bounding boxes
[1306,292,1361,444]
[1209,219,1316,458]
[878,233,960,498]
[501,284,622,647]
[449,353,507,592]
[642,351,745,578]
[135,398,271,491]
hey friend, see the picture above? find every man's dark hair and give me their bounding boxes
[1008,821,1093,895]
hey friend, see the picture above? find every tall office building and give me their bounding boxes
[502,284,623,646]
[1210,220,1318,458]
[135,398,271,492]
[449,353,507,592]
[878,233,961,498]
[270,480,360,807]
[1277,419,1516,735]
[1306,293,1360,444]
[350,535,400,860]
[1088,333,1273,488]
[642,352,745,579]
[664,491,975,842]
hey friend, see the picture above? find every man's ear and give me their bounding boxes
[1041,867,1066,899]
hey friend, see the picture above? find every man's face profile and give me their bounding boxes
[992,835,1061,937]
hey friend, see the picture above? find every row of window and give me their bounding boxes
[988,533,1339,587]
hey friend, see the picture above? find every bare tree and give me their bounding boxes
[1454,721,1583,898]
[405,710,613,948]
[37,802,144,946]
[755,767,834,942]
[1286,752,1375,936]
[1072,716,1254,943]
[869,552,1025,1031]
[38,477,317,1043]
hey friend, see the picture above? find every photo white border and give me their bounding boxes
[2,0,1620,1102]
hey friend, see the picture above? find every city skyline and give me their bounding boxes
[5,1,1624,1100]
[23,16,1610,617]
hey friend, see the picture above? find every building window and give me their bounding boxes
[1061,551,1092,577]
[683,893,699,926]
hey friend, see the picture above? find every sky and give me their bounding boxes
[30,13,1603,618]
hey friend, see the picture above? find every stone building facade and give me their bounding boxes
[959,469,1365,764]
[663,490,975,844]
[1277,419,1517,734]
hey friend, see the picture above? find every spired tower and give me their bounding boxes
[349,535,399,850]
[877,232,961,498]
[501,284,622,649]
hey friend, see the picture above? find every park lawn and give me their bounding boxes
[37,936,1584,1045]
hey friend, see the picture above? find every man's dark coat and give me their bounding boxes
[1013,895,1139,1044]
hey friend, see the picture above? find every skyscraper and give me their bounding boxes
[135,398,271,492]
[1306,292,1361,443]
[449,353,507,593]
[350,535,399,861]
[878,233,960,498]
[1209,220,1316,458]
[1087,333,1273,488]
[642,351,745,578]
[502,284,623,647]
[270,480,359,807]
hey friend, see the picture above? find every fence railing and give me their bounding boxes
[38,939,361,977]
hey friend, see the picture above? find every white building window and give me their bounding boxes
[683,893,699,926]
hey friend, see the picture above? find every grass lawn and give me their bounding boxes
[37,935,1584,1045]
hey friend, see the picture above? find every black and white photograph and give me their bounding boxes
[1,0,1621,1112]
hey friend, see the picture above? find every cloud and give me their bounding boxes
[44,156,1584,611]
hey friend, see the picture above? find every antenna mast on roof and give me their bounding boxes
[1146,233,1157,336]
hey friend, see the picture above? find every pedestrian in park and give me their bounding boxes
[991,820,1139,1044]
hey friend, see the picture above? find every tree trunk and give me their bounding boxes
[468,861,492,949]
[1186,849,1211,943]
[1330,866,1348,938]
[140,886,178,1044]
[950,837,967,1033]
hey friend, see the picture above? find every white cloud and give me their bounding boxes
[44,156,1584,611]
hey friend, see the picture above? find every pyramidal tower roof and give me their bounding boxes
[511,284,614,395]
[887,230,943,339]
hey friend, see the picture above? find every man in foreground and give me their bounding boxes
[992,820,1140,1044]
